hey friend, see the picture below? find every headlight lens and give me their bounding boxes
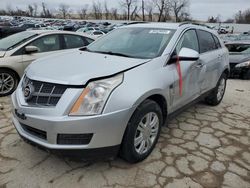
[69,73,123,116]
[235,61,250,68]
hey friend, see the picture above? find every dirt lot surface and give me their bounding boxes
[0,79,250,188]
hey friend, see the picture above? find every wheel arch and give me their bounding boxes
[130,91,169,125]
[0,67,21,81]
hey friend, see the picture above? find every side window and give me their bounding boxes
[28,35,60,53]
[213,35,221,49]
[176,30,199,54]
[64,34,86,49]
[197,30,217,53]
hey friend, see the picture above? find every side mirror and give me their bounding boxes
[25,46,38,54]
[170,48,199,63]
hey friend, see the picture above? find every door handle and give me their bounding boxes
[196,62,204,68]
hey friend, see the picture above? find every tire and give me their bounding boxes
[120,99,163,163]
[205,73,227,106]
[0,69,19,97]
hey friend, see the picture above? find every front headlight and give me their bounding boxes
[69,73,123,116]
[235,61,250,68]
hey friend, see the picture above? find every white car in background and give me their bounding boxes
[0,30,95,96]
[85,30,106,39]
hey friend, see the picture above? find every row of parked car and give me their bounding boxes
[0,16,126,39]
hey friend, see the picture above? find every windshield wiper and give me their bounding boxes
[90,50,134,58]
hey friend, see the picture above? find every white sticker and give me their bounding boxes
[149,30,171,34]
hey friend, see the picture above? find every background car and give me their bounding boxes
[85,30,106,39]
[0,30,95,96]
[225,41,250,79]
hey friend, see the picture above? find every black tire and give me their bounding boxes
[120,99,163,163]
[0,69,19,97]
[205,73,227,106]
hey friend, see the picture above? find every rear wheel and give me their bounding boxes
[0,69,19,97]
[120,99,163,163]
[205,73,227,106]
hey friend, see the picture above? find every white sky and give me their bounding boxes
[0,0,250,21]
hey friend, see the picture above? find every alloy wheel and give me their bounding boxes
[0,73,15,95]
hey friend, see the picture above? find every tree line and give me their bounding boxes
[1,0,250,23]
[0,0,191,22]
[207,9,250,24]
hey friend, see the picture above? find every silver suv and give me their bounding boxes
[11,23,229,163]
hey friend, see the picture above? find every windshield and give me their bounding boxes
[87,27,175,59]
[0,31,37,51]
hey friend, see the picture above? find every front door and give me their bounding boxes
[172,29,203,111]
[21,34,62,69]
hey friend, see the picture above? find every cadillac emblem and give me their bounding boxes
[23,83,34,101]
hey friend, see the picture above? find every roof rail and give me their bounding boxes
[179,22,211,29]
[126,21,149,25]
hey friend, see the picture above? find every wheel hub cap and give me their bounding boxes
[217,78,225,101]
[134,112,159,155]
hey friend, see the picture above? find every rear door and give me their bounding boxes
[196,30,222,93]
[62,34,92,49]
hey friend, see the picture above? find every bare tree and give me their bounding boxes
[145,3,153,21]
[92,1,102,19]
[170,0,189,22]
[153,0,169,22]
[78,4,89,19]
[33,3,38,17]
[58,3,70,19]
[141,0,145,21]
[131,5,140,20]
[41,2,53,18]
[120,0,137,20]
[27,5,34,17]
[111,8,118,20]
[104,1,110,20]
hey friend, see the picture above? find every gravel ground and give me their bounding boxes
[0,79,250,188]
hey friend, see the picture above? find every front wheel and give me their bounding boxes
[120,99,163,163]
[0,69,19,97]
[205,73,227,106]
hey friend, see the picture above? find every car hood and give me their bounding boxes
[0,51,6,58]
[26,50,149,85]
[229,54,250,64]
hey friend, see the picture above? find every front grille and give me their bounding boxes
[22,75,67,106]
[57,134,93,145]
[20,123,47,140]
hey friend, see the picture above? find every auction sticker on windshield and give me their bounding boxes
[149,30,171,34]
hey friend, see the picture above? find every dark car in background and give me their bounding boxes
[225,41,250,79]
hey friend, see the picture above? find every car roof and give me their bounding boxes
[25,30,95,40]
[123,22,216,33]
[125,23,180,29]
